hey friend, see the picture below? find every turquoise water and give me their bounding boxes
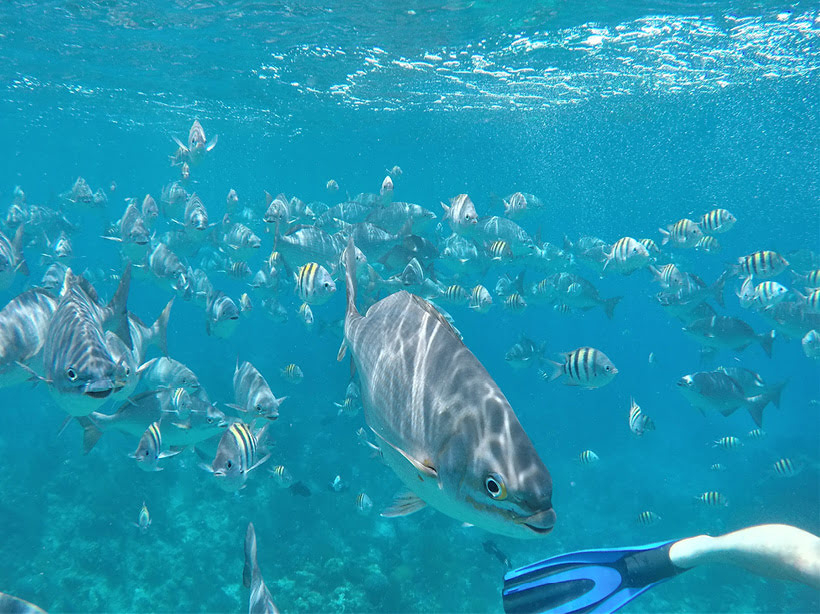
[0,1,818,612]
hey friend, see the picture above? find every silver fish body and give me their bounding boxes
[340,240,554,539]
[243,523,279,614]
[0,288,58,387]
[43,266,132,416]
[233,360,284,421]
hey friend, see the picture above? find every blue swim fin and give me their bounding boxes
[502,540,685,614]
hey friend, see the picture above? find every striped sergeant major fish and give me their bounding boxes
[792,268,820,288]
[636,510,661,525]
[578,450,599,465]
[488,240,513,261]
[295,262,336,305]
[338,238,555,538]
[732,250,789,279]
[628,398,655,436]
[539,347,618,389]
[699,208,736,234]
[694,235,721,254]
[43,264,133,417]
[771,457,803,478]
[694,491,728,507]
[132,421,181,472]
[135,502,151,531]
[658,218,702,248]
[603,237,649,274]
[243,523,279,614]
[204,421,270,492]
[649,263,685,289]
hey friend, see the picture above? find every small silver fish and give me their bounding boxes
[135,502,151,532]
[132,422,181,472]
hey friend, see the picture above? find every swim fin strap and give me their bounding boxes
[502,539,685,614]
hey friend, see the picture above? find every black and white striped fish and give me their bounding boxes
[540,347,618,388]
[636,510,661,525]
[603,237,649,274]
[578,450,599,465]
[713,436,743,449]
[733,250,789,279]
[243,523,279,614]
[207,422,270,492]
[772,457,802,478]
[659,218,702,248]
[699,208,736,234]
[628,398,655,436]
[694,491,728,507]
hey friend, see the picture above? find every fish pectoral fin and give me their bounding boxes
[381,491,428,518]
[247,453,271,474]
[336,340,347,362]
[159,449,183,459]
[384,437,438,479]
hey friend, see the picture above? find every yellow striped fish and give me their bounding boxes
[270,464,293,488]
[734,250,789,279]
[488,240,513,260]
[281,363,304,383]
[747,428,766,440]
[639,238,661,255]
[694,491,728,507]
[210,421,269,492]
[442,284,469,305]
[752,281,788,308]
[659,218,702,248]
[578,450,599,465]
[295,262,336,305]
[699,208,736,234]
[709,463,726,472]
[133,422,180,472]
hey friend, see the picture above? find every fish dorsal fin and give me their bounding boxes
[408,293,460,340]
[381,491,428,518]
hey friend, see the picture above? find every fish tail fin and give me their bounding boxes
[12,225,29,275]
[769,380,787,409]
[759,330,775,358]
[712,270,728,307]
[343,238,360,321]
[745,396,767,429]
[539,360,564,383]
[152,298,174,356]
[243,522,257,589]
[604,296,622,320]
[658,228,670,245]
[76,416,104,454]
[108,262,133,350]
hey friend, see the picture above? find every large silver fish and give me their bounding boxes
[43,265,132,416]
[0,288,58,387]
[0,592,47,614]
[338,240,555,538]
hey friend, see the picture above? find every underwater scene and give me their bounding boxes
[0,1,818,612]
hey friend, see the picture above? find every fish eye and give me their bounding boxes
[207,417,214,424]
[144,449,149,457]
[323,282,330,289]
[226,460,232,469]
[255,404,263,414]
[605,365,612,372]
[485,474,507,500]
[66,367,78,381]
[124,366,131,376]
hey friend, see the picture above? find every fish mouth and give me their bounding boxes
[521,508,556,535]
[85,389,113,400]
